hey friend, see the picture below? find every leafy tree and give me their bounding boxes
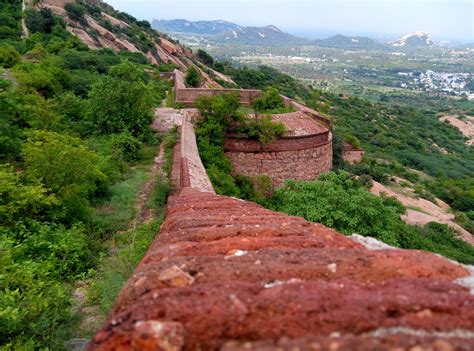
[64,2,86,22]
[22,130,106,221]
[24,8,56,34]
[251,87,285,113]
[87,60,154,137]
[185,65,202,87]
[0,44,20,68]
[196,49,214,66]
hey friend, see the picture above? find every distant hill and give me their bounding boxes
[313,34,387,50]
[152,19,239,35]
[458,43,474,49]
[218,25,308,46]
[391,32,435,48]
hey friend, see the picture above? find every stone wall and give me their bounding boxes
[225,133,333,187]
[342,142,365,164]
[179,116,215,193]
[343,150,365,164]
[89,110,474,351]
[175,87,262,106]
[173,69,261,106]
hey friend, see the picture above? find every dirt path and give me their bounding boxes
[67,106,182,350]
[21,0,29,38]
[132,144,166,226]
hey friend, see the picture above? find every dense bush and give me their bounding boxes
[196,49,214,66]
[64,2,86,22]
[0,0,22,40]
[185,65,202,87]
[268,171,404,245]
[266,171,474,263]
[224,65,311,100]
[0,43,20,67]
[24,8,58,34]
[111,132,143,162]
[23,130,106,222]
[251,87,285,113]
[87,60,154,138]
[239,115,285,145]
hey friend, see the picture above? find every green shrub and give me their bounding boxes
[240,115,285,145]
[251,87,285,113]
[266,171,474,263]
[196,49,214,66]
[23,130,106,222]
[24,8,56,34]
[64,2,86,22]
[111,132,143,162]
[0,44,20,68]
[268,171,403,245]
[185,65,201,88]
[0,166,58,227]
[87,61,154,138]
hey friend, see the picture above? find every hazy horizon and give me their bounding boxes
[107,0,474,42]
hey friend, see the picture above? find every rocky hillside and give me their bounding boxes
[34,0,194,69]
[391,32,435,48]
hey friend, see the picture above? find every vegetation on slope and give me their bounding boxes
[266,172,474,264]
[0,5,172,349]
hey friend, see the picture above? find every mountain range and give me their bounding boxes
[152,19,239,35]
[151,19,446,50]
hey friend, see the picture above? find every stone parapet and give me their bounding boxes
[89,190,474,350]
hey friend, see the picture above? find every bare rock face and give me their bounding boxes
[37,0,193,69]
[89,189,473,350]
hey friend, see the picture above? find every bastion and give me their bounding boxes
[225,111,333,187]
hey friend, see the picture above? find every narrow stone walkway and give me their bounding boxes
[151,107,183,133]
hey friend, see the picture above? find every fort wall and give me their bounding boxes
[225,132,333,187]
[89,110,474,351]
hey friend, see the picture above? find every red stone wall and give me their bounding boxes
[175,88,261,106]
[225,134,333,187]
[173,69,261,106]
[89,189,474,351]
[89,109,474,351]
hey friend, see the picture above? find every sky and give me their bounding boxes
[107,0,474,42]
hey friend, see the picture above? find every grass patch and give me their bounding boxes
[89,168,148,238]
[162,125,179,177]
[166,89,175,108]
[88,128,176,316]
[90,219,164,313]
